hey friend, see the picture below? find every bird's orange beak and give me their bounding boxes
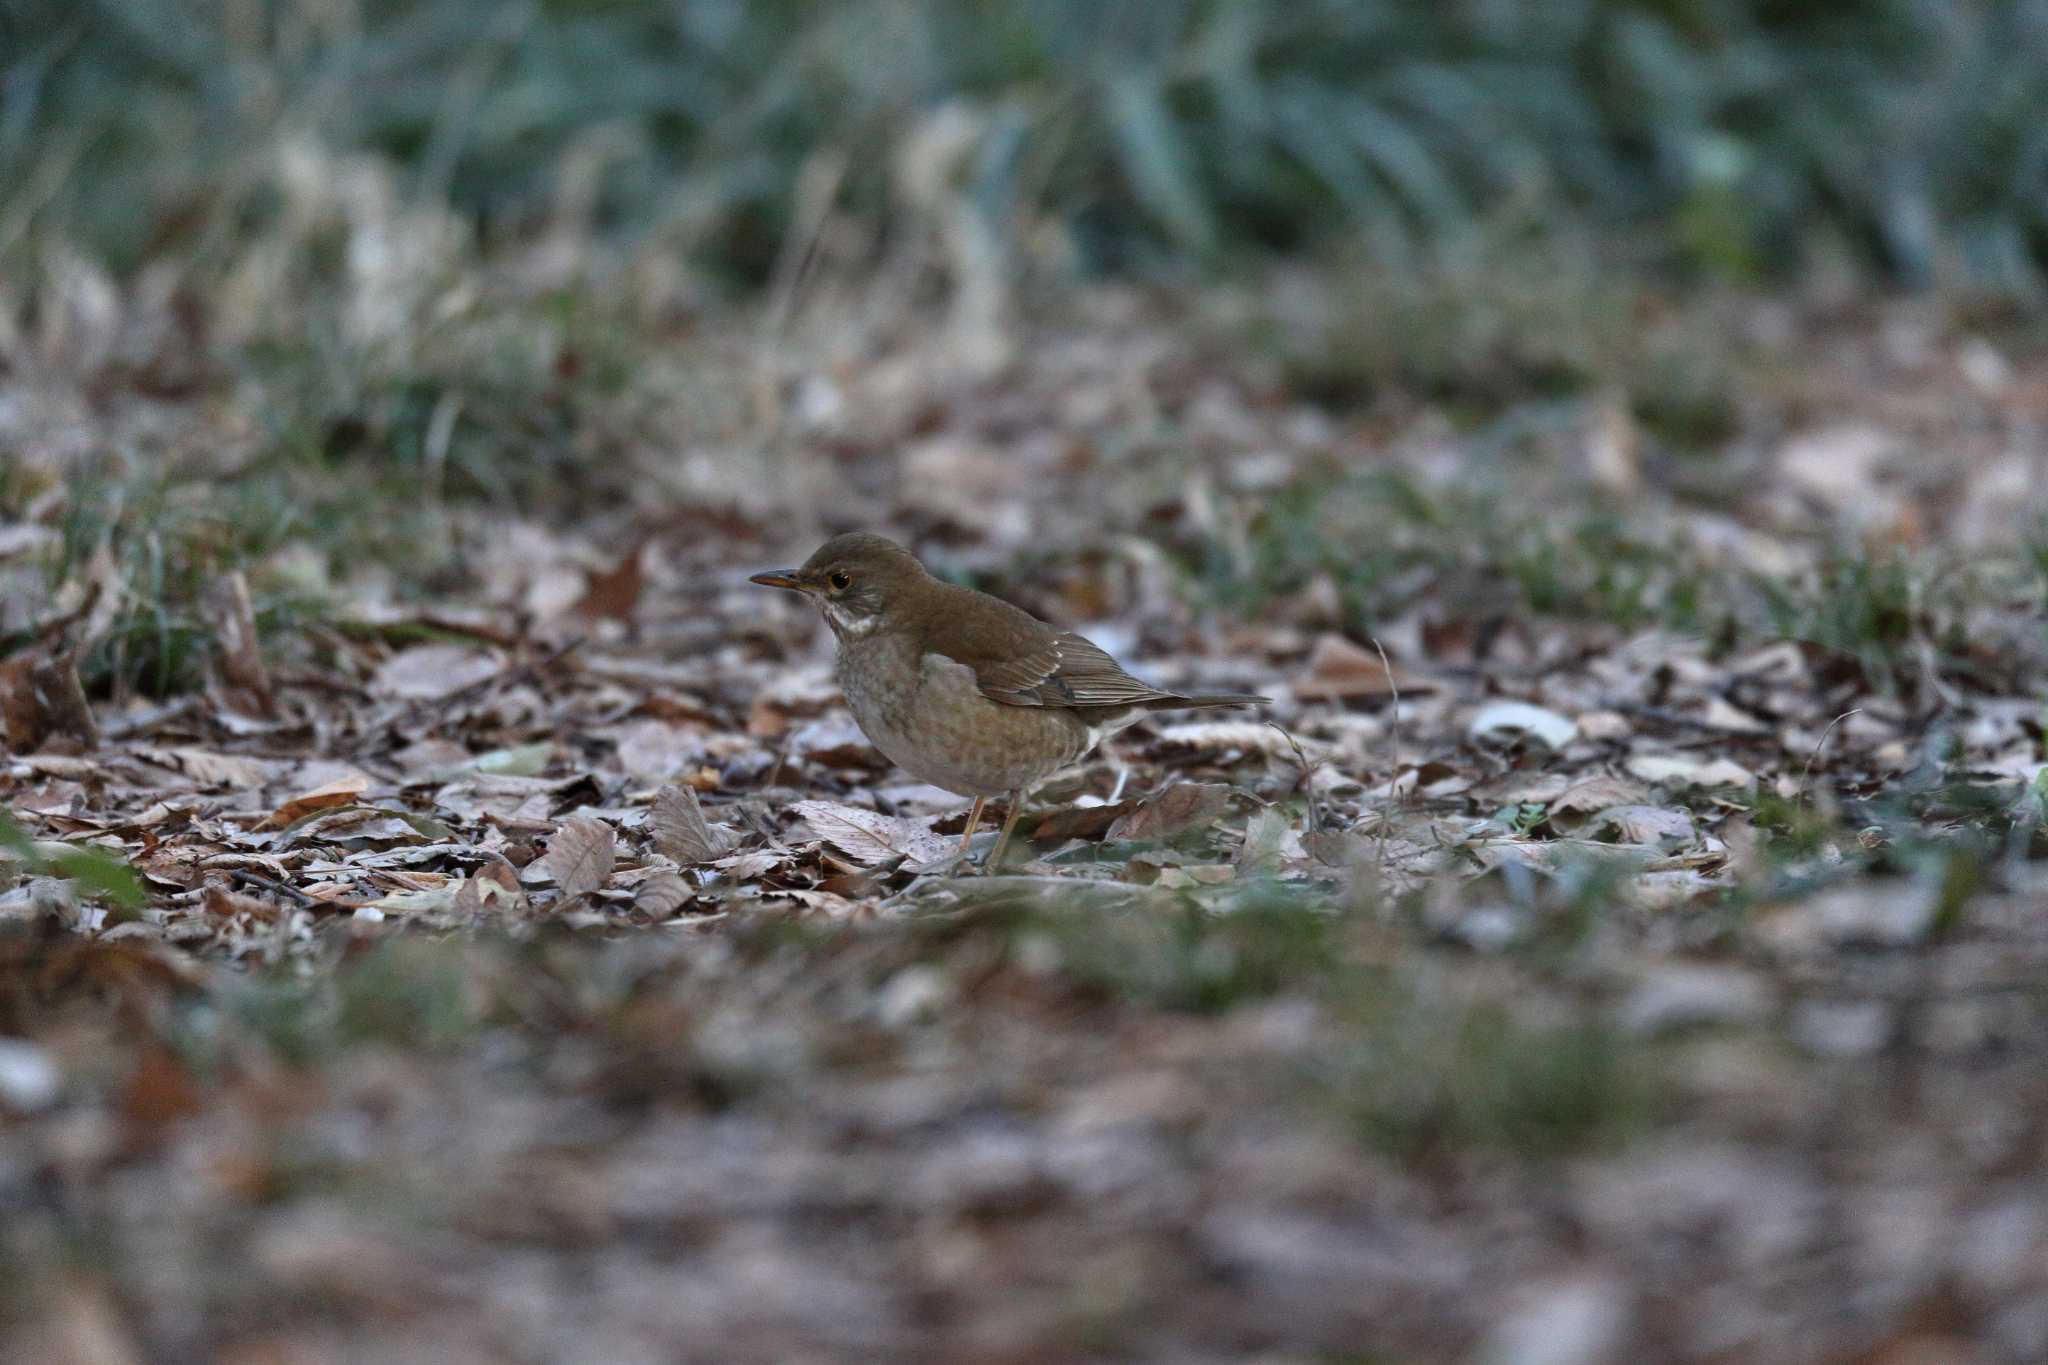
[748,569,809,592]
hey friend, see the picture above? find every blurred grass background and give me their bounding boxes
[5,0,2045,292]
[4,0,2046,701]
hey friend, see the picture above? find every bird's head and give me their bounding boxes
[748,533,931,638]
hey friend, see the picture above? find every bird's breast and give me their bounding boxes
[833,637,1092,798]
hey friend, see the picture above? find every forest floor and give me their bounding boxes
[4,216,2048,1362]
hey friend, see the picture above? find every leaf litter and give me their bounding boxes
[4,271,2048,1362]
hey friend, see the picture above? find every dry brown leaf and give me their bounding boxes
[142,747,275,789]
[711,850,785,880]
[1550,775,1654,820]
[792,800,952,868]
[1106,782,1232,841]
[0,648,98,751]
[1293,633,1430,702]
[261,775,370,830]
[370,644,502,700]
[1153,721,1307,760]
[1029,800,1139,842]
[613,721,707,780]
[452,875,521,917]
[205,571,275,718]
[1587,805,1698,848]
[543,817,616,899]
[571,540,646,621]
[790,716,885,768]
[1627,754,1755,789]
[634,871,693,917]
[651,784,732,864]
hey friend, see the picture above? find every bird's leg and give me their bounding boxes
[958,796,986,856]
[985,789,1028,869]
[1105,745,1133,805]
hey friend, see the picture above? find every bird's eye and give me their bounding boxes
[827,571,851,591]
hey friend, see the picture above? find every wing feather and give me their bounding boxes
[915,583,1182,710]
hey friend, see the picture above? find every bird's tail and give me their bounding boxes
[1159,692,1269,709]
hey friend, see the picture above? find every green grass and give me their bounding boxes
[1029,891,1342,1014]
[1335,994,1656,1162]
[0,463,329,697]
[0,812,147,912]
[179,939,482,1072]
[1178,465,2044,701]
[6,1,2046,292]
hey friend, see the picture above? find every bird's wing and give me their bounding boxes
[919,586,1180,710]
[964,630,1181,708]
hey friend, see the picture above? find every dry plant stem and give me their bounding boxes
[1272,723,1320,834]
[1373,636,1402,871]
[228,869,315,908]
[1802,709,1861,801]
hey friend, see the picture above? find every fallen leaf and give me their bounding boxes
[1030,801,1139,842]
[634,871,693,917]
[465,743,553,778]
[614,721,706,779]
[141,747,275,789]
[651,784,732,863]
[571,539,646,621]
[1153,721,1310,759]
[1469,700,1578,750]
[261,775,370,829]
[452,875,524,917]
[371,644,501,700]
[1587,805,1698,848]
[711,850,785,880]
[1627,754,1756,788]
[790,717,885,768]
[1549,775,1654,820]
[1236,807,1304,868]
[1106,782,1232,841]
[205,571,275,718]
[1293,633,1429,701]
[123,1046,204,1127]
[793,800,952,867]
[543,817,616,899]
[0,648,98,751]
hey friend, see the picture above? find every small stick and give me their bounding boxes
[1371,636,1403,871]
[1801,709,1861,803]
[228,869,317,908]
[1270,724,1320,835]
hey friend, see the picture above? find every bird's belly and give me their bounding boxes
[837,644,1089,798]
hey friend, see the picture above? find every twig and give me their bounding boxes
[1270,723,1320,835]
[1801,709,1861,803]
[1371,636,1402,872]
[229,868,317,908]
[333,614,524,649]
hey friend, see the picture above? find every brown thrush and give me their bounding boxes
[751,533,1268,867]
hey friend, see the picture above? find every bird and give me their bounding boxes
[750,533,1268,868]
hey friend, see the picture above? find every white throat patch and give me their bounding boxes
[822,602,879,637]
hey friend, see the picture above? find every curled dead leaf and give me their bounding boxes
[1294,633,1430,702]
[205,571,276,718]
[1469,700,1578,750]
[0,648,97,751]
[1587,804,1698,848]
[634,871,693,917]
[1106,782,1232,841]
[261,775,370,830]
